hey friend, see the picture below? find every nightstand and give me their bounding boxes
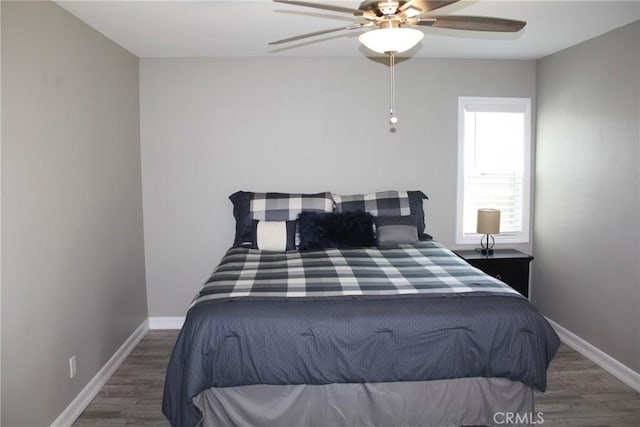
[453,249,534,298]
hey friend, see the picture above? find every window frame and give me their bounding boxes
[456,96,532,245]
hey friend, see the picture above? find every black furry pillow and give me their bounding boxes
[297,211,376,251]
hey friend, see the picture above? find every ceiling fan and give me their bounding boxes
[270,0,526,47]
[269,0,526,126]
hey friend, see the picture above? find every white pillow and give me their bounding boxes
[256,221,288,252]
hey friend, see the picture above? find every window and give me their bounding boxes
[456,97,531,244]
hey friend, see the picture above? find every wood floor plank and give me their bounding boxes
[73,331,175,427]
[73,331,640,426]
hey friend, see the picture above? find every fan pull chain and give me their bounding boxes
[389,52,398,125]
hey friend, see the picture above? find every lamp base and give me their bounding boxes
[476,234,495,256]
[476,248,494,255]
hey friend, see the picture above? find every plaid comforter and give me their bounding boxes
[192,241,520,307]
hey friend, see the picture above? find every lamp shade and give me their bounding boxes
[358,28,424,54]
[477,209,501,235]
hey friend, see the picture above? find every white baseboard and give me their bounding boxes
[50,319,150,427]
[149,316,185,329]
[546,317,640,393]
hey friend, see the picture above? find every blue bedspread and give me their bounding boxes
[162,243,560,426]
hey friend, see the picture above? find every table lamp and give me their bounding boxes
[477,208,500,255]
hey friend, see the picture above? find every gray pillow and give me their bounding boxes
[376,224,419,247]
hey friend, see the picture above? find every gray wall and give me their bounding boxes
[534,21,640,372]
[140,57,536,316]
[1,2,147,425]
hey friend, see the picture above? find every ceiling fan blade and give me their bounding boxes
[268,24,366,45]
[417,15,526,32]
[400,0,460,14]
[274,0,363,16]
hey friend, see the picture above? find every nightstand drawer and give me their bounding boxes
[453,250,533,298]
[468,260,530,296]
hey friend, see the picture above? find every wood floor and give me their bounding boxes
[73,330,640,426]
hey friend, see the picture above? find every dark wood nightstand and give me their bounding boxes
[453,249,534,298]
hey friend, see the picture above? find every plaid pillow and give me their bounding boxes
[333,191,411,216]
[229,191,334,247]
[333,190,429,239]
[251,192,334,221]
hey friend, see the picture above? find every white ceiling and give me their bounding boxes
[56,0,640,59]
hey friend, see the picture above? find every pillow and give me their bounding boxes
[333,190,411,216]
[297,211,375,251]
[229,191,334,247]
[374,214,418,227]
[250,220,296,251]
[332,191,429,239]
[377,225,419,247]
[374,215,419,246]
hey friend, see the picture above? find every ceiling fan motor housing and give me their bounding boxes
[359,0,408,15]
[378,1,401,16]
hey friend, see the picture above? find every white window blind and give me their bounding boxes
[457,97,531,244]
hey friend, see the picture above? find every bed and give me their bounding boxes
[162,191,560,427]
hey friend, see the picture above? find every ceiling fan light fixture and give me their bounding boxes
[358,27,424,54]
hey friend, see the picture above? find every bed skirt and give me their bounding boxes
[193,377,534,427]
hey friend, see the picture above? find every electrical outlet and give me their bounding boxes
[69,355,77,379]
